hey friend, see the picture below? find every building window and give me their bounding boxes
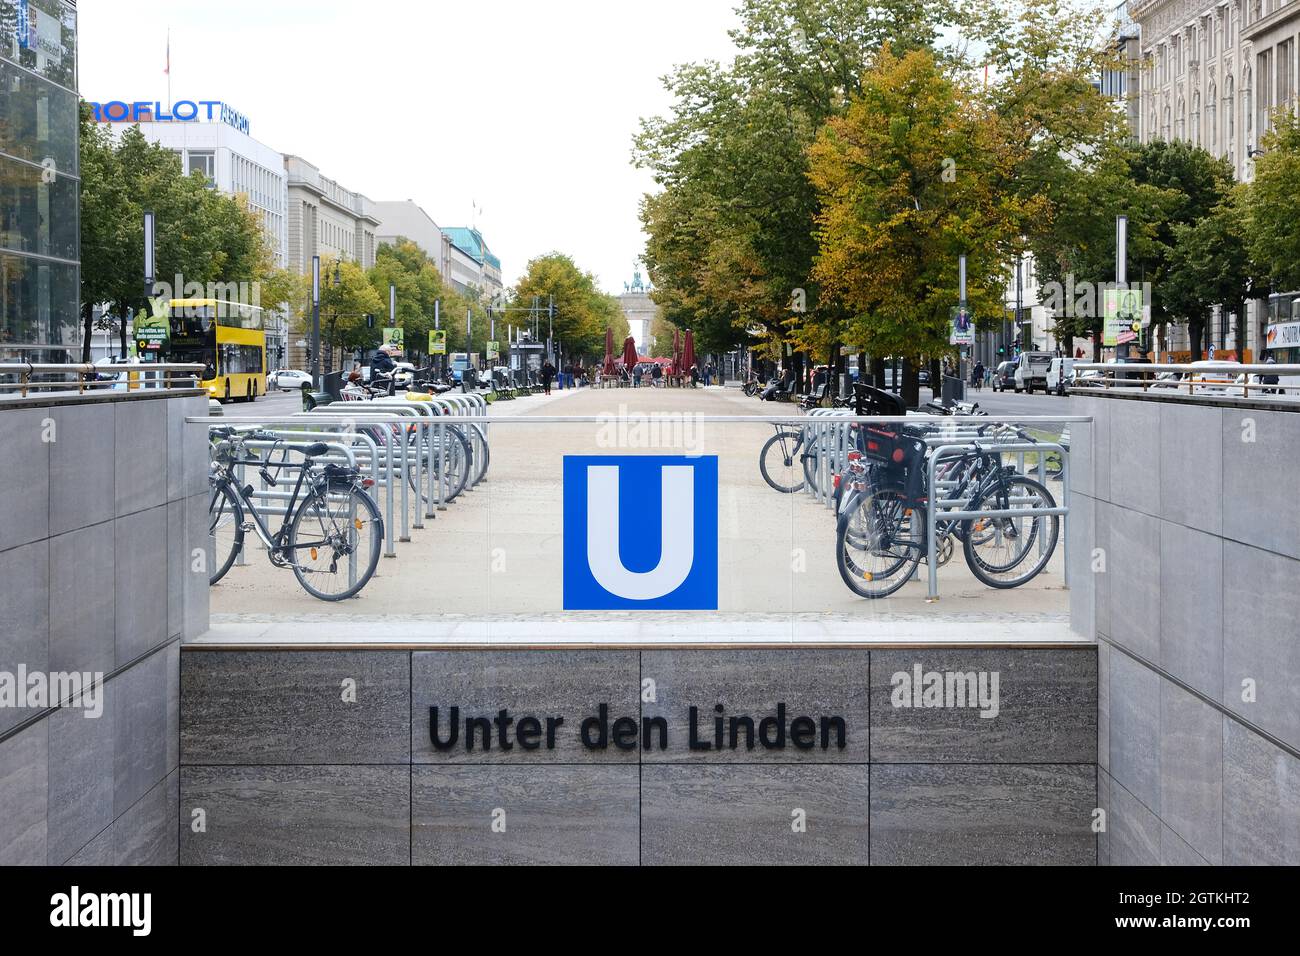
[187,150,215,185]
[1257,50,1272,138]
[1207,80,1218,152]
[1280,40,1294,109]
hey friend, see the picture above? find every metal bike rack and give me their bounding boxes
[922,441,1070,601]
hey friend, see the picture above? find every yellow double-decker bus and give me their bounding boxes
[153,299,267,402]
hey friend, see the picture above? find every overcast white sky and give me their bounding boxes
[78,0,743,293]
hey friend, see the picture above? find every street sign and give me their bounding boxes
[429,330,447,355]
[382,327,404,350]
[1103,288,1143,347]
[949,306,974,346]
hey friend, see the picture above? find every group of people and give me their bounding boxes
[538,361,594,395]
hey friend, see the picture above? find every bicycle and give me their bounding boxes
[207,428,384,601]
[834,424,1059,598]
[759,421,810,493]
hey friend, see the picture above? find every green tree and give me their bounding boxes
[1244,112,1300,294]
[315,256,384,372]
[635,0,945,372]
[1165,188,1265,360]
[809,45,1012,405]
[510,253,628,362]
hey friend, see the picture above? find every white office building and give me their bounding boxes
[282,156,381,369]
[373,199,453,279]
[1130,0,1300,357]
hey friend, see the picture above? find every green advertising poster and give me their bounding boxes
[486,340,500,360]
[382,326,404,350]
[1103,288,1143,347]
[133,303,170,355]
[429,329,447,355]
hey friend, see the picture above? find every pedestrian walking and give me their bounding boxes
[541,359,556,396]
[652,363,663,387]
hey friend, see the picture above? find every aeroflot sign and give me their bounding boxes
[87,99,251,135]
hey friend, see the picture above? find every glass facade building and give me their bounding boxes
[0,0,79,360]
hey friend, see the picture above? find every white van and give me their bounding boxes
[1045,357,1074,395]
[1013,351,1054,393]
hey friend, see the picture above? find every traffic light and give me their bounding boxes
[365,313,375,328]
[998,346,1006,355]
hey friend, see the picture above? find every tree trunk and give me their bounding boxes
[118,307,128,359]
[929,356,941,398]
[1092,332,1102,362]
[1188,319,1203,362]
[870,355,885,390]
[901,356,920,409]
[857,350,867,388]
[81,301,93,363]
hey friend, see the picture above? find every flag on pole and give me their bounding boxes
[165,29,170,75]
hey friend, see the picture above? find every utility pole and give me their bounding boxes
[1015,255,1023,354]
[464,307,472,393]
[311,255,321,387]
[1115,215,1129,360]
[958,254,968,383]
[141,210,155,362]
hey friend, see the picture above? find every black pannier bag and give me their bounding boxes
[861,424,928,503]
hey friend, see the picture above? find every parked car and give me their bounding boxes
[268,368,312,391]
[1161,359,1243,396]
[991,360,1016,391]
[1013,351,1054,393]
[1045,357,1075,395]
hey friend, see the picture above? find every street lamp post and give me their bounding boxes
[311,255,321,387]
[141,210,155,362]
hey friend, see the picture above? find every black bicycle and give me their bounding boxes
[207,428,384,601]
[835,424,1059,598]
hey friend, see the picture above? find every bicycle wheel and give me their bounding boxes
[836,486,923,599]
[287,485,383,601]
[207,479,244,585]
[962,475,1059,589]
[431,426,472,502]
[759,430,805,493]
[464,423,490,485]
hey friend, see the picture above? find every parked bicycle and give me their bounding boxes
[208,427,384,601]
[834,423,1059,598]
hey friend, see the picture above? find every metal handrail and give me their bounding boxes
[1,362,206,397]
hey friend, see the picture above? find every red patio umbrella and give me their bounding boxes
[622,335,638,369]
[672,328,682,376]
[682,329,696,374]
[603,327,616,376]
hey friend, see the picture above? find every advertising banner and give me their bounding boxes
[1103,288,1142,346]
[949,305,974,347]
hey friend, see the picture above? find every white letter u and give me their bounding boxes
[586,465,694,600]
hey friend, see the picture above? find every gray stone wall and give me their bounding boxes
[179,646,1096,865]
[1070,392,1300,865]
[0,391,209,865]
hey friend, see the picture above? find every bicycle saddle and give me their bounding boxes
[304,442,331,458]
